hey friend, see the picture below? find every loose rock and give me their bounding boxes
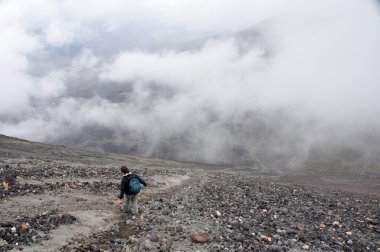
[192,232,211,243]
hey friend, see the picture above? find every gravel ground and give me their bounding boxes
[102,172,379,252]
[0,135,379,251]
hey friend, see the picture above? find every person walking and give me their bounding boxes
[115,165,148,215]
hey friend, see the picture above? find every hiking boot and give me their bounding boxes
[121,206,130,213]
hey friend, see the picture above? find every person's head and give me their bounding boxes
[120,165,129,174]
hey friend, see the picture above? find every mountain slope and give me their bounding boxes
[0,134,379,251]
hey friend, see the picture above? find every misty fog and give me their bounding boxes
[1,0,380,170]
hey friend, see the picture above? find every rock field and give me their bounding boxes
[0,135,379,251]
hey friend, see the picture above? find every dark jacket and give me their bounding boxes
[118,173,147,199]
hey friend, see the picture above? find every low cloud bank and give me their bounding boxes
[1,0,380,170]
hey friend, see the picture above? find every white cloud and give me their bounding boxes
[0,22,40,114]
[0,0,380,166]
[100,38,269,112]
[30,71,66,99]
[43,20,80,46]
[70,48,99,75]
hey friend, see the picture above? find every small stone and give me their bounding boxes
[242,240,252,249]
[2,181,9,190]
[318,223,326,229]
[215,211,222,218]
[234,235,245,242]
[68,183,79,189]
[192,232,211,243]
[276,229,286,235]
[90,244,99,251]
[299,236,307,243]
[151,234,159,242]
[160,237,170,252]
[347,240,353,245]
[334,241,344,246]
[302,245,309,250]
[128,236,139,244]
[21,223,30,231]
[162,210,170,216]
[261,235,272,243]
[345,231,352,236]
[0,239,8,247]
[366,218,379,225]
[176,225,183,232]
[111,226,120,233]
[266,245,283,252]
[43,235,51,240]
[332,221,341,228]
[142,239,152,251]
[273,234,281,240]
[11,227,17,233]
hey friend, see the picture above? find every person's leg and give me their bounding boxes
[131,195,138,214]
[124,195,132,213]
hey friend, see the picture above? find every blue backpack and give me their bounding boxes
[129,177,141,193]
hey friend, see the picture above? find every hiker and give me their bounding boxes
[115,165,148,215]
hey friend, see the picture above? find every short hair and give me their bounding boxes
[120,165,129,174]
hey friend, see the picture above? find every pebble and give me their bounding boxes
[192,232,211,243]
[215,211,222,218]
[90,244,99,251]
[261,235,272,243]
[144,240,153,250]
[332,221,342,228]
[128,236,139,244]
[0,239,8,247]
[276,229,286,235]
[150,234,159,242]
[318,223,326,229]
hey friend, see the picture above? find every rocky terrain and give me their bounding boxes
[0,134,379,251]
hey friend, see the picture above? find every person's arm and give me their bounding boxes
[136,175,147,187]
[118,179,126,199]
[115,180,125,205]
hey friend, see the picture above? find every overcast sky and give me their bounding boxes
[1,0,380,165]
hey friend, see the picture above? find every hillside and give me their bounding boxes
[0,135,379,251]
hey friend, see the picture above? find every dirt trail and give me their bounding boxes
[4,173,191,252]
